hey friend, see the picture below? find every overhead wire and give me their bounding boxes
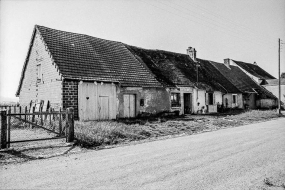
[138,0,261,56]
[154,0,277,49]
[182,0,278,46]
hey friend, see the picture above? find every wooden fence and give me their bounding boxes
[0,107,74,149]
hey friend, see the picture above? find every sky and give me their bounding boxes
[0,0,285,102]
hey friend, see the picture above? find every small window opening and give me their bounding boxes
[140,99,144,106]
[171,93,181,107]
[37,64,42,82]
[232,94,237,104]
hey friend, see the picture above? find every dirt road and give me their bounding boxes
[1,118,285,189]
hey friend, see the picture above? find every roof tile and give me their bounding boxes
[36,25,162,87]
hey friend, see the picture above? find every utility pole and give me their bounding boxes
[278,38,281,115]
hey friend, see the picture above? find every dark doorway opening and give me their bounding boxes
[184,93,192,114]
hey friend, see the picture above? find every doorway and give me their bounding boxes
[184,93,192,114]
[123,94,136,118]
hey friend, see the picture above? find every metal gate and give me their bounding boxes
[0,108,74,149]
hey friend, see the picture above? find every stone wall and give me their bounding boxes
[18,30,62,110]
[263,85,285,108]
[117,87,170,117]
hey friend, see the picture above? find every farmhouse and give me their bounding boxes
[16,25,167,120]
[210,60,277,109]
[226,59,275,84]
[16,25,277,120]
[126,45,243,113]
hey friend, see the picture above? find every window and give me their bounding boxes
[171,93,181,107]
[232,94,237,104]
[37,64,42,81]
[208,93,214,105]
[140,99,144,106]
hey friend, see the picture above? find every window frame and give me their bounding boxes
[171,93,181,108]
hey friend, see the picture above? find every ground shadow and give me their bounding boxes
[116,109,245,125]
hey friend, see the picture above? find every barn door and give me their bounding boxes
[78,82,116,121]
[99,96,109,120]
[123,94,136,118]
[78,83,97,121]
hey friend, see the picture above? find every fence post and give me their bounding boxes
[59,107,62,135]
[25,106,27,122]
[40,107,43,126]
[19,106,22,119]
[32,107,35,128]
[49,108,52,126]
[7,109,11,148]
[1,110,8,149]
[66,107,74,142]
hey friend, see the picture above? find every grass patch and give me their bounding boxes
[75,121,149,147]
[74,110,284,148]
[226,110,281,121]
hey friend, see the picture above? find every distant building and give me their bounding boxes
[261,77,285,109]
[224,59,275,84]
[210,60,277,109]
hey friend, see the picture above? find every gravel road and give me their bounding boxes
[1,118,285,189]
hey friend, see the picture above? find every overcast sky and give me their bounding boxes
[0,0,284,101]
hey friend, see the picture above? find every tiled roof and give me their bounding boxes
[125,45,194,87]
[197,59,241,93]
[36,25,162,87]
[125,45,241,93]
[211,62,277,99]
[233,60,275,80]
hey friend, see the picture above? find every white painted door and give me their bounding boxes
[78,82,116,121]
[99,96,109,120]
[78,83,97,121]
[123,94,136,118]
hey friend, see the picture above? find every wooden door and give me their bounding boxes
[79,82,117,121]
[99,96,109,120]
[78,83,97,121]
[129,95,135,117]
[123,94,136,118]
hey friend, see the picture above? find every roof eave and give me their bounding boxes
[15,26,38,96]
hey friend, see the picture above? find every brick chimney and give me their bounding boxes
[187,47,196,62]
[223,58,233,69]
